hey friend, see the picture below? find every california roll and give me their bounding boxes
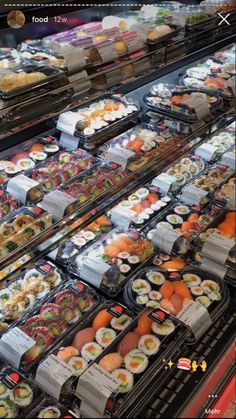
[124,350,148,374]
[68,356,88,376]
[95,327,116,348]
[112,369,133,394]
[151,319,175,336]
[138,334,160,356]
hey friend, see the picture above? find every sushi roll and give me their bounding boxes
[120,264,131,275]
[81,342,103,361]
[174,205,190,215]
[152,257,163,266]
[38,406,61,418]
[60,306,81,324]
[136,295,149,305]
[144,208,154,215]
[112,257,122,266]
[112,369,133,394]
[136,188,149,199]
[12,383,33,407]
[0,400,15,418]
[138,334,160,356]
[151,319,175,336]
[201,280,220,295]
[149,291,162,301]
[95,327,116,348]
[71,236,87,247]
[159,253,171,261]
[208,291,221,301]
[0,383,10,399]
[117,252,130,260]
[132,279,151,295]
[146,301,160,308]
[57,346,79,363]
[16,158,35,170]
[110,315,132,331]
[128,256,140,265]
[82,231,96,241]
[30,326,54,348]
[5,165,20,176]
[146,271,165,286]
[68,356,88,376]
[43,144,60,154]
[124,350,148,374]
[196,296,211,308]
[29,151,47,161]
[182,274,202,287]
[190,286,204,296]
[55,290,78,307]
[156,222,173,230]
[166,214,183,225]
[40,303,60,320]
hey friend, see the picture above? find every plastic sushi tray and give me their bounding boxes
[185,14,216,32]
[146,24,183,46]
[70,227,155,297]
[0,189,20,220]
[179,74,235,100]
[26,397,78,418]
[0,279,100,373]
[144,85,222,123]
[34,301,135,403]
[75,308,186,418]
[0,259,65,336]
[213,175,235,208]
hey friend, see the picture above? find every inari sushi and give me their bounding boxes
[12,383,33,407]
[81,342,103,361]
[112,369,133,393]
[124,350,148,374]
[68,356,88,376]
[110,315,132,331]
[151,319,175,336]
[95,327,116,348]
[138,335,160,356]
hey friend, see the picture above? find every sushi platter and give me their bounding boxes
[0,280,99,373]
[0,260,64,334]
[213,176,235,208]
[34,302,134,402]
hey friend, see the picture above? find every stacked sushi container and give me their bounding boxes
[26,398,79,418]
[0,366,43,418]
[69,227,155,297]
[76,309,186,418]
[0,260,64,335]
[0,279,100,374]
[33,302,134,404]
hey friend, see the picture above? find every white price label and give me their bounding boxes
[110,206,135,228]
[60,47,86,72]
[59,132,80,150]
[80,258,110,288]
[152,173,176,193]
[201,256,227,279]
[180,96,210,120]
[104,146,135,169]
[97,41,118,63]
[35,354,74,400]
[40,190,77,220]
[177,300,212,340]
[7,174,42,204]
[0,327,35,369]
[181,185,208,205]
[195,143,218,162]
[221,150,235,170]
[152,225,181,254]
[202,232,234,265]
[76,364,120,416]
[57,111,82,136]
[124,34,142,53]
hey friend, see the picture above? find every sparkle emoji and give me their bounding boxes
[163,358,175,370]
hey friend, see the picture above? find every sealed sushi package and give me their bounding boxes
[0,280,99,373]
[0,207,54,262]
[71,227,155,296]
[34,303,134,402]
[0,366,43,418]
[0,190,19,220]
[26,397,79,418]
[214,176,235,207]
[107,184,172,230]
[124,266,229,337]
[96,123,177,172]
[151,250,187,271]
[76,308,184,418]
[53,215,112,266]
[0,259,64,335]
[184,163,234,195]
[195,125,235,163]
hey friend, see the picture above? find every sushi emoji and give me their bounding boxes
[138,335,160,356]
[112,369,134,393]
[72,328,96,352]
[124,350,148,374]
[151,319,175,336]
[95,327,116,348]
[98,353,123,373]
[81,342,103,361]
[177,358,192,371]
[68,356,88,376]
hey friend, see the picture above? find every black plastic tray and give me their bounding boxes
[146,25,183,46]
[180,74,234,100]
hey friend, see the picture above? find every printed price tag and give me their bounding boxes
[59,46,86,72]
[195,143,218,162]
[35,354,74,400]
[152,225,181,254]
[180,96,210,120]
[7,174,43,204]
[202,232,234,265]
[0,327,35,369]
[111,207,135,229]
[125,33,142,53]
[221,150,235,170]
[152,173,176,193]
[60,132,80,150]
[57,111,82,136]
[104,146,135,169]
[201,256,227,279]
[40,190,77,220]
[80,258,110,288]
[181,185,208,205]
[177,300,212,340]
[97,41,118,63]
[76,364,120,416]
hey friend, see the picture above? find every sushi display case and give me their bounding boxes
[0,279,99,373]
[0,366,43,418]
[34,302,135,403]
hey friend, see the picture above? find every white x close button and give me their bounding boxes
[218,13,231,26]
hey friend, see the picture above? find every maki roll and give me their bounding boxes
[124,350,148,374]
[138,334,160,356]
[119,264,131,275]
[112,369,133,394]
[136,295,149,305]
[149,291,162,301]
[201,280,220,295]
[43,144,60,154]
[0,400,15,418]
[182,274,201,287]
[0,383,10,399]
[132,279,151,295]
[55,290,78,307]
[151,319,175,336]
[190,286,204,296]
[68,356,88,376]
[38,406,61,418]
[196,296,211,308]
[81,342,103,361]
[146,301,160,308]
[12,383,33,407]
[117,252,130,259]
[95,327,116,348]
[110,315,132,331]
[166,214,183,225]
[128,256,140,265]
[174,205,190,215]
[146,271,165,286]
